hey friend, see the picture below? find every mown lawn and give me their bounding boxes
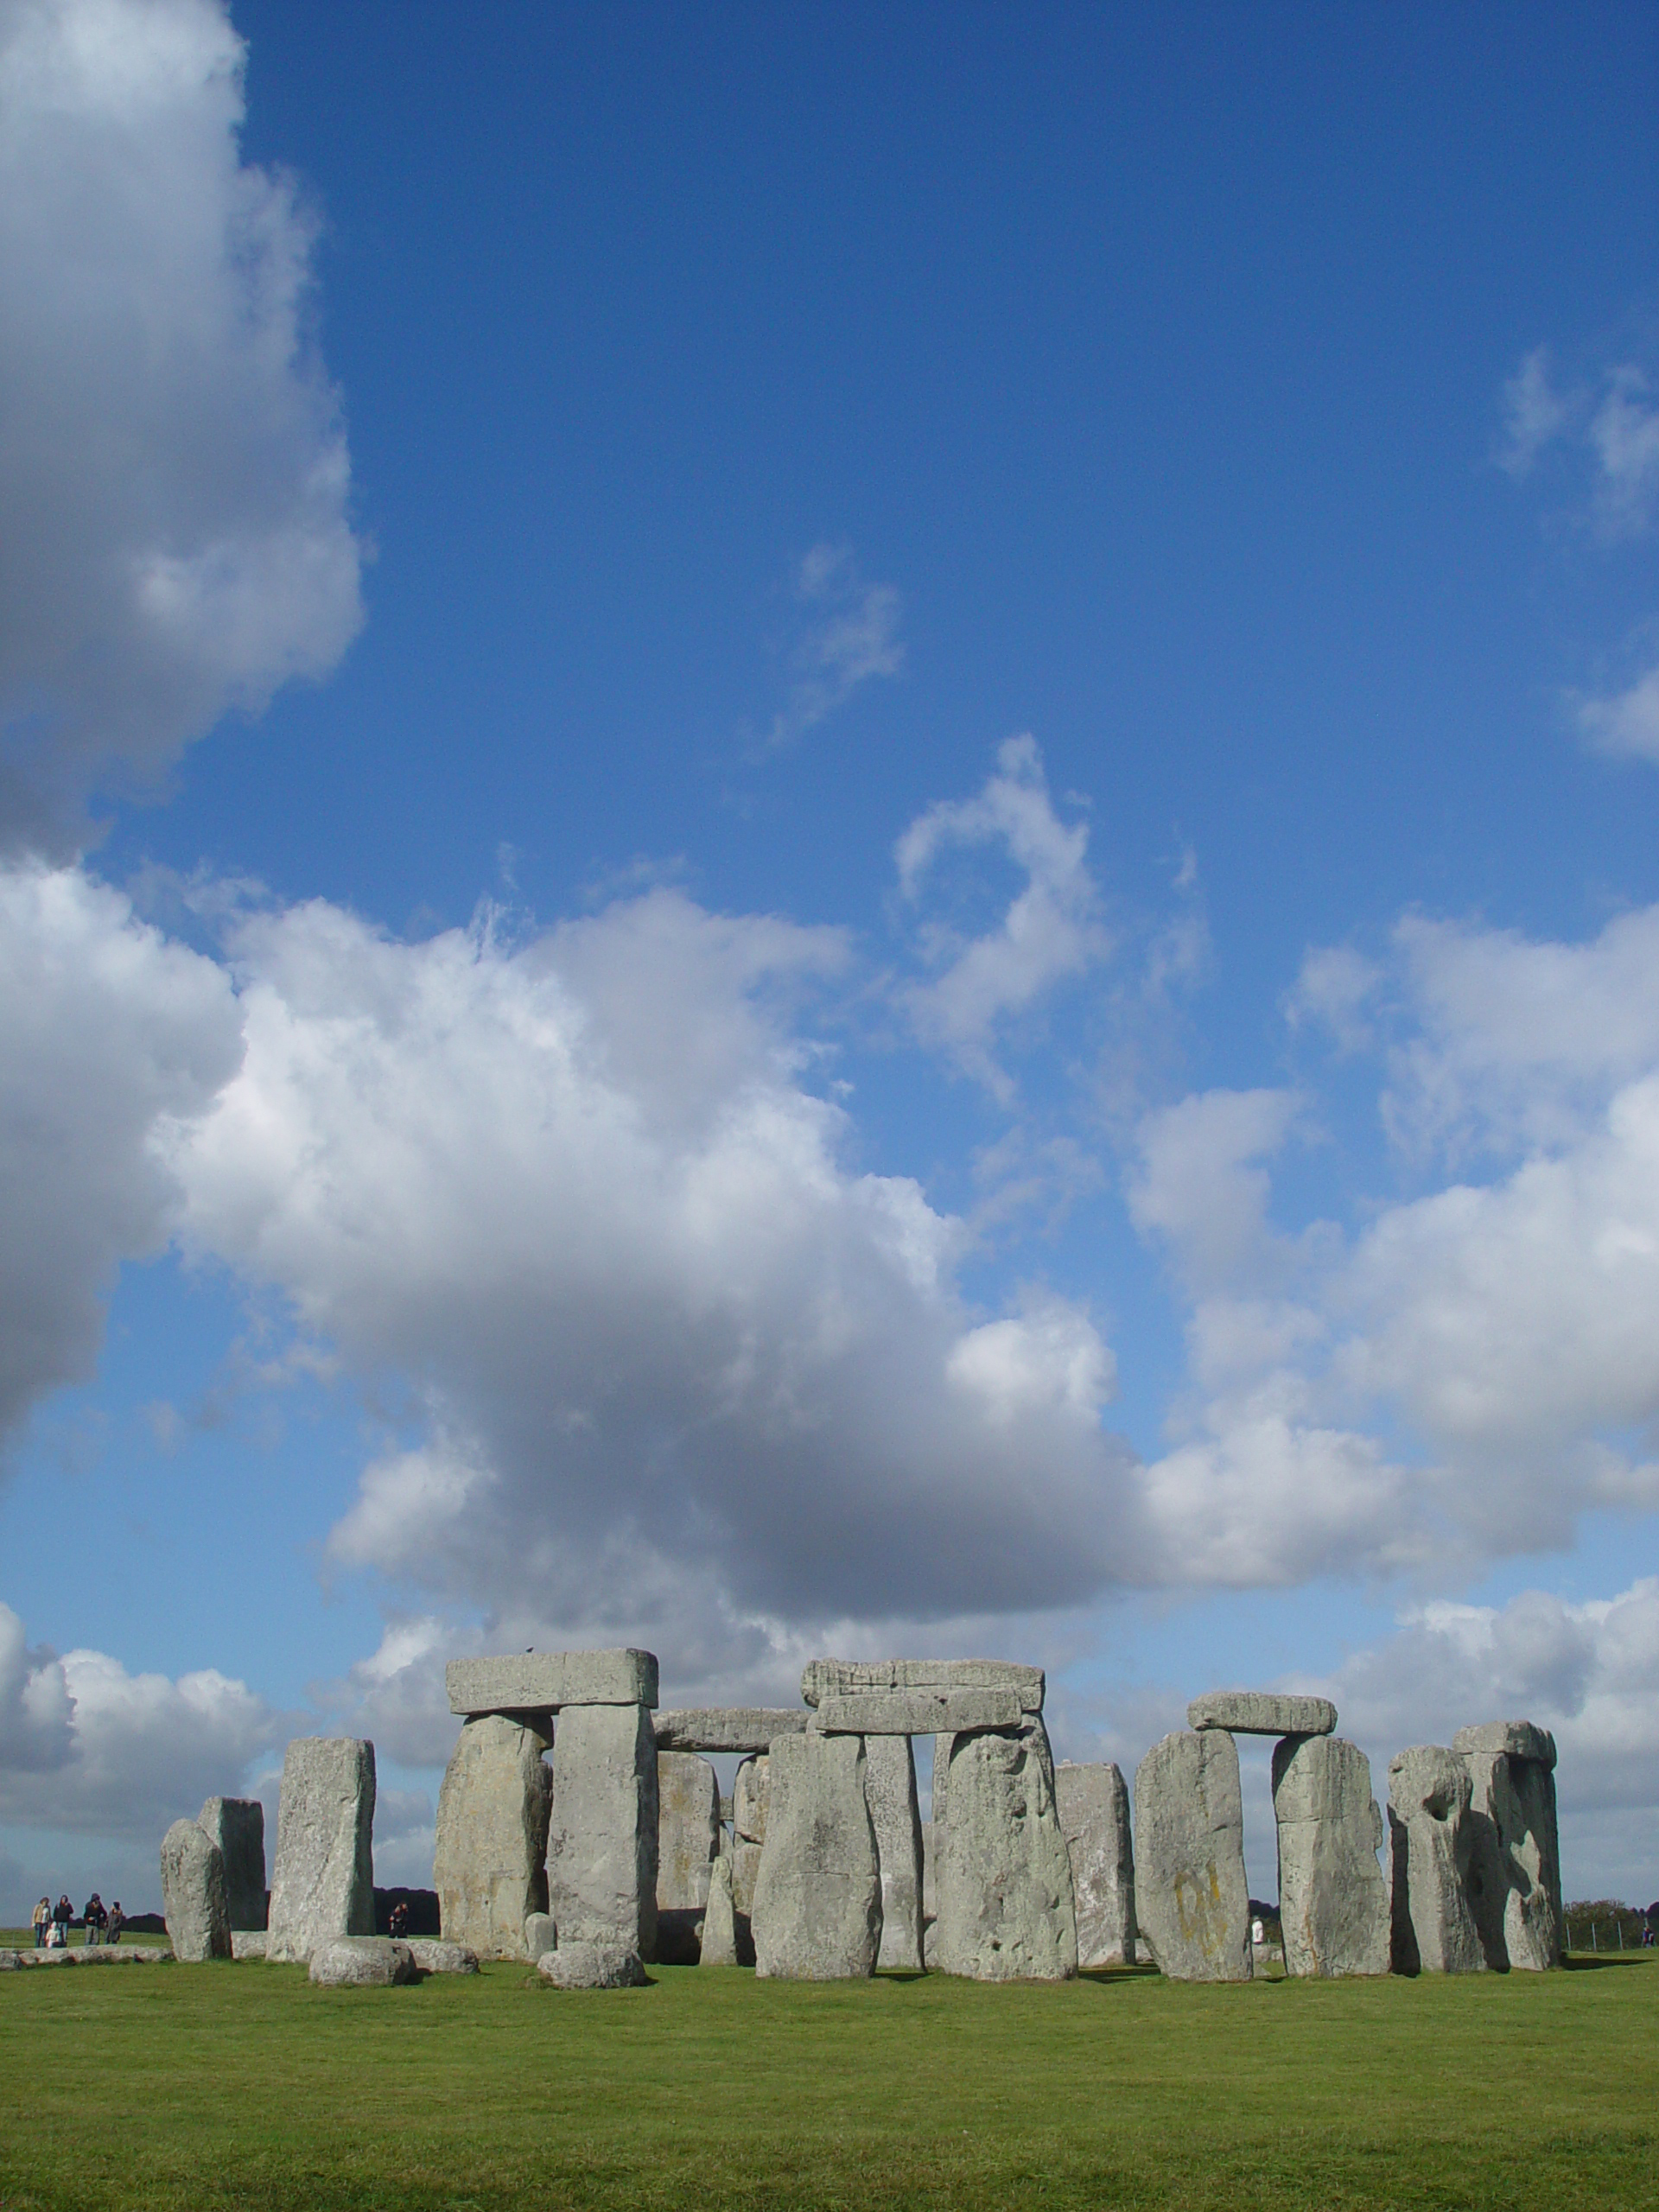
[2,1950,1653,2210]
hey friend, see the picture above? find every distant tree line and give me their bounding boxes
[1563,1899,1657,1950]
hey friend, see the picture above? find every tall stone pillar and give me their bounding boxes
[752,1730,880,1979]
[198,1796,267,1931]
[434,1713,553,1959]
[1454,1722,1562,1971]
[656,1750,721,1963]
[547,1702,658,1960]
[863,1734,925,1972]
[266,1737,377,1965]
[1055,1760,1137,1967]
[1387,1745,1483,1974]
[935,1718,1077,1981]
[1133,1729,1250,1981]
[1271,1735,1389,1978]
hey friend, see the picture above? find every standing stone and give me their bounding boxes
[1271,1736,1389,1979]
[731,1752,770,1918]
[932,1732,953,1828]
[161,1818,232,1961]
[1387,1745,1484,1974]
[752,1730,880,1980]
[198,1798,266,1931]
[547,1702,658,1960]
[656,1751,721,1963]
[1133,1730,1251,1982]
[935,1719,1077,1981]
[699,1852,740,1966]
[434,1713,552,1960]
[863,1734,925,1972]
[266,1738,376,1965]
[1456,1738,1562,1972]
[1055,1762,1137,1968]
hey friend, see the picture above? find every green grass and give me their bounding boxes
[2,1953,1654,2211]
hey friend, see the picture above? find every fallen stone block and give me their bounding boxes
[308,1936,416,1986]
[537,1941,647,1988]
[231,1930,267,1961]
[1459,1738,1562,1972]
[814,1688,1023,1735]
[435,1713,552,1959]
[447,1649,658,1718]
[1187,1691,1338,1737]
[407,1939,480,1974]
[523,1911,555,1960]
[1055,1761,1137,1968]
[1272,1735,1389,1978]
[1388,1745,1484,1974]
[1452,1719,1557,1770]
[653,1708,809,1753]
[547,1701,658,1959]
[266,1737,377,1965]
[935,1718,1077,1980]
[803,1659,1044,1710]
[1133,1730,1251,1982]
[752,1730,880,1980]
[198,1796,267,1932]
[161,1817,232,1961]
[864,1733,925,1971]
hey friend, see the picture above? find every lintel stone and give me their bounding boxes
[1187,1691,1337,1737]
[1452,1720,1556,1769]
[814,1688,1022,1736]
[653,1708,809,1754]
[801,1659,1043,1711]
[446,1649,658,1717]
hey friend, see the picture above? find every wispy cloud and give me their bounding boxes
[1578,658,1659,765]
[762,544,903,751]
[1496,346,1568,478]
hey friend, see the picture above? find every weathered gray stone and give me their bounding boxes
[523,1910,555,1960]
[734,1754,771,1842]
[803,1659,1044,1711]
[1187,1691,1338,1737]
[547,1702,658,1958]
[1133,1730,1251,1982]
[653,1708,809,1753]
[1459,1747,1562,1972]
[1453,1719,1557,1770]
[434,1713,552,1959]
[931,1733,952,1827]
[407,1939,480,1974]
[447,1649,658,1717]
[161,1817,232,1961]
[731,1840,762,1918]
[935,1718,1077,1980]
[1055,1762,1137,1968]
[1271,1735,1389,1978]
[862,1734,925,1971]
[308,1936,416,1987]
[537,1941,647,1988]
[815,1688,1023,1736]
[231,1929,267,1960]
[265,1737,377,1965]
[1387,1745,1484,1974]
[699,1853,740,1966]
[656,1750,721,1963]
[198,1797,267,1930]
[752,1730,880,1980]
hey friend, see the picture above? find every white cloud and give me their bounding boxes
[0,1601,74,1771]
[763,544,902,750]
[1590,366,1659,536]
[0,0,363,850]
[1286,944,1382,1051]
[896,736,1112,1099]
[1578,661,1659,766]
[1497,346,1568,477]
[1128,1088,1302,1296]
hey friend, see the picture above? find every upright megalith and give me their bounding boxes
[699,1853,740,1967]
[863,1734,925,1972]
[547,1702,658,1960]
[1055,1761,1137,1968]
[161,1818,232,1961]
[266,1737,377,1965]
[1134,1730,1251,1982]
[1387,1745,1483,1975]
[656,1750,721,1963]
[1271,1736,1389,1978]
[731,1752,770,1920]
[752,1730,880,1980]
[1454,1722,1561,1972]
[935,1718,1077,1981]
[434,1713,553,1960]
[198,1797,266,1931]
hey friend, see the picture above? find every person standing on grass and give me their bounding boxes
[105,1901,124,1945]
[53,1893,72,1942]
[33,1897,49,1948]
[82,1892,105,1946]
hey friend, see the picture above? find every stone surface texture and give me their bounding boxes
[814,1688,1023,1736]
[161,1818,232,1961]
[434,1713,553,1960]
[1452,1720,1557,1769]
[265,1736,377,1965]
[308,1936,416,1987]
[522,1910,555,1960]
[1055,1761,1137,1968]
[752,1730,880,1980]
[1387,1745,1484,1974]
[699,1853,740,1966]
[547,1702,658,1958]
[935,1718,1077,1981]
[407,1939,480,1974]
[537,1941,647,1988]
[446,1648,658,1717]
[932,1733,953,1829]
[1133,1730,1251,1982]
[231,1930,267,1960]
[862,1733,925,1972]
[198,1797,266,1931]
[1187,1692,1338,1738]
[653,1709,808,1753]
[1460,1747,1562,1972]
[731,1752,770,1917]
[803,1659,1043,1710]
[1271,1735,1389,1978]
[656,1750,721,1963]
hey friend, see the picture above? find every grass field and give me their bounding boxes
[2,1950,1654,2211]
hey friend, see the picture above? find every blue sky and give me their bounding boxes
[1,0,1656,1916]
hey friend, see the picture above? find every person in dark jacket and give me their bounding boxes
[53,1894,73,1940]
[82,1893,106,1946]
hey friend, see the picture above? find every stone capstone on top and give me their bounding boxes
[1452,1720,1557,1769]
[802,1658,1044,1711]
[1186,1691,1338,1738]
[446,1649,658,1718]
[654,1708,809,1753]
[813,1688,1024,1736]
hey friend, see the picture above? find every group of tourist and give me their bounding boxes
[30,1893,124,1948]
